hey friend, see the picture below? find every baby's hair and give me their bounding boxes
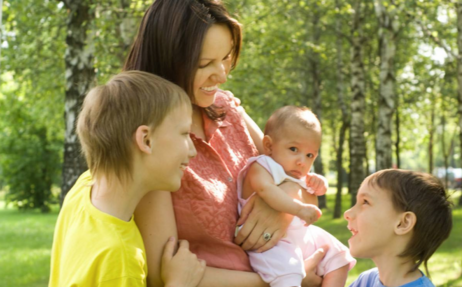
[367,169,453,277]
[77,70,190,185]
[264,106,321,140]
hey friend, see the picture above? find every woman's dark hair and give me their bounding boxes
[124,0,242,120]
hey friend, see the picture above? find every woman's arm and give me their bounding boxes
[236,105,264,154]
[135,191,269,287]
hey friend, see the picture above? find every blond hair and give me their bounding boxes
[264,106,321,140]
[77,71,190,183]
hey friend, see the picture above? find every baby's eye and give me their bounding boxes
[307,153,314,158]
[289,147,298,152]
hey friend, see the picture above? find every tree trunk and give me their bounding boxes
[456,0,462,205]
[442,115,449,188]
[334,0,349,219]
[308,2,326,209]
[395,99,400,168]
[349,0,367,206]
[60,0,95,204]
[374,0,399,170]
[428,93,435,174]
[334,122,348,218]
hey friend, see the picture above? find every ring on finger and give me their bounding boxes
[263,232,272,242]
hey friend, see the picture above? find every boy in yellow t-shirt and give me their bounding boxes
[49,71,203,287]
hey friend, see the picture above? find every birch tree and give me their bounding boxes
[334,0,350,218]
[457,1,462,205]
[308,2,327,208]
[349,0,367,206]
[374,0,401,170]
[60,0,95,203]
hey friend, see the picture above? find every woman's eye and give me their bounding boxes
[198,61,211,69]
[289,147,297,152]
[307,153,314,158]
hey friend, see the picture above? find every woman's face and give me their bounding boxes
[193,24,233,108]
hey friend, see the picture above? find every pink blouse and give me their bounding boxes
[172,91,259,271]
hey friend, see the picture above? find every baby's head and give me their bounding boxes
[263,106,321,179]
[345,169,452,276]
[77,71,193,191]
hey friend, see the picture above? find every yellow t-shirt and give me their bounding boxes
[49,171,147,287]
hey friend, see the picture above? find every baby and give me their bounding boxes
[237,106,356,287]
[346,169,453,287]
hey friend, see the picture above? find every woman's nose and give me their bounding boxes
[212,63,227,84]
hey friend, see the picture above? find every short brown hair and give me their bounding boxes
[123,0,242,120]
[367,169,453,276]
[264,106,321,140]
[77,71,190,184]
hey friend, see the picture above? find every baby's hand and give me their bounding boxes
[306,173,328,196]
[297,204,322,226]
[161,237,206,287]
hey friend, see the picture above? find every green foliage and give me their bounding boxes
[1,0,66,212]
[0,91,62,212]
[2,0,462,211]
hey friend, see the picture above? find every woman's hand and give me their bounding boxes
[234,195,293,253]
[301,245,328,287]
[161,237,206,287]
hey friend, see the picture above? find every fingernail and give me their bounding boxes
[169,236,174,241]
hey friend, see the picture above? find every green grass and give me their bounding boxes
[0,200,59,287]
[0,190,460,286]
[316,188,462,287]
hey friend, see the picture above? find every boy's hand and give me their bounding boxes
[161,237,206,287]
[306,173,328,196]
[302,245,329,287]
[297,203,322,226]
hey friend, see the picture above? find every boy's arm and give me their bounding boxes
[136,190,269,287]
[248,163,321,225]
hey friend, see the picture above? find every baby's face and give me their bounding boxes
[269,124,321,179]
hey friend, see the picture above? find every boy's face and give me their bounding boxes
[265,124,321,179]
[344,179,403,259]
[147,103,196,191]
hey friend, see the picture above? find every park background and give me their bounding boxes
[0,0,461,286]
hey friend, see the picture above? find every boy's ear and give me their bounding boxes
[395,211,416,235]
[262,135,273,156]
[134,125,152,154]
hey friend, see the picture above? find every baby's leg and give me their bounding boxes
[321,265,349,287]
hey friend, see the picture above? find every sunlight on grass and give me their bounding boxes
[0,201,58,287]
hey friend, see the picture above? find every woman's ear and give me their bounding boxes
[262,135,273,156]
[134,125,152,154]
[395,211,416,235]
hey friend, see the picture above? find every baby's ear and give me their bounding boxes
[395,211,416,235]
[262,135,273,155]
[134,125,152,154]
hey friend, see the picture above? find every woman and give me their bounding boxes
[125,0,324,286]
